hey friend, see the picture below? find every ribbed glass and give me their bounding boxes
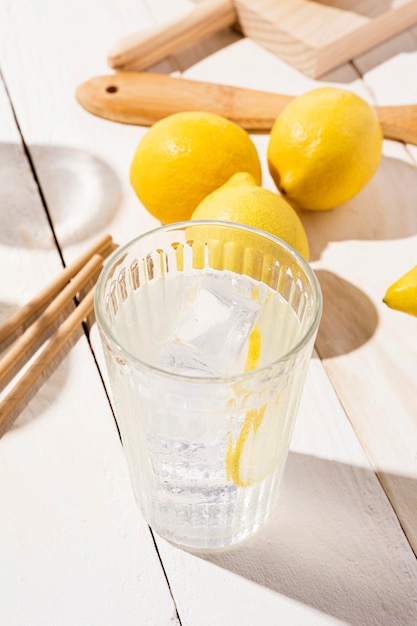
[95,221,322,551]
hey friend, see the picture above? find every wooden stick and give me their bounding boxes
[0,254,104,383]
[0,286,95,428]
[0,233,112,344]
[108,0,236,71]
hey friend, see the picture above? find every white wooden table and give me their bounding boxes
[1,1,417,624]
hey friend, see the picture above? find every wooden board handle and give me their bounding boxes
[108,0,237,71]
[76,72,417,145]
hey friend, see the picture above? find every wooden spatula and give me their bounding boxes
[76,72,417,146]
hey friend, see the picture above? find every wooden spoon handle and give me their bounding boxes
[108,0,236,71]
[76,72,292,129]
[76,72,417,145]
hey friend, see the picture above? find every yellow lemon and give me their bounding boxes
[191,171,309,260]
[267,87,383,211]
[130,111,262,224]
[383,265,417,317]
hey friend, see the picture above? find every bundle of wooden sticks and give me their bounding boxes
[0,233,115,431]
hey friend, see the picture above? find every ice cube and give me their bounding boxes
[158,273,260,377]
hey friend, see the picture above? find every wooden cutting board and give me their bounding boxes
[108,0,417,78]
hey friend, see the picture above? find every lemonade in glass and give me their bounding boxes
[95,221,322,551]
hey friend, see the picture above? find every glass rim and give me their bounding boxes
[94,220,323,383]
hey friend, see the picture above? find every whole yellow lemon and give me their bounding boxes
[383,265,417,317]
[267,87,383,211]
[130,111,262,223]
[191,172,309,260]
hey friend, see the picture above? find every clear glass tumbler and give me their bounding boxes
[95,221,322,551]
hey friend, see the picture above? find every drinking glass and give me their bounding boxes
[95,221,322,551]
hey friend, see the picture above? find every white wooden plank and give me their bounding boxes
[0,20,179,626]
[0,340,179,626]
[155,356,417,625]
[0,77,62,316]
[0,0,160,259]
[300,26,417,553]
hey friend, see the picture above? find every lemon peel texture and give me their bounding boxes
[383,265,417,317]
[267,87,383,211]
[130,111,261,224]
[191,171,310,260]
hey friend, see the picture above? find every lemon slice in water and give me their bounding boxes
[226,397,283,488]
[244,323,261,372]
[226,320,283,488]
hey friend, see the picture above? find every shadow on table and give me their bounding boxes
[0,142,121,249]
[317,1,392,18]
[153,26,242,74]
[203,452,417,625]
[346,23,417,75]
[298,156,417,262]
[314,270,379,358]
